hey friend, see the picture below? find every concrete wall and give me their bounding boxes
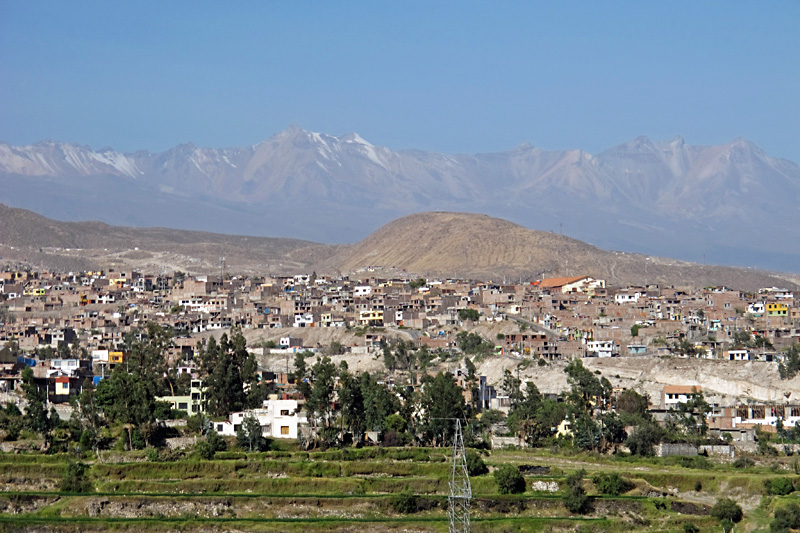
[491,436,528,449]
[655,443,698,457]
[699,445,735,458]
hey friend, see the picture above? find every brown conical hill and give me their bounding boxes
[321,212,796,290]
[323,212,612,280]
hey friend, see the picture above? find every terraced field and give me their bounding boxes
[0,447,796,532]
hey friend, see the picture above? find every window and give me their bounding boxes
[280,409,290,416]
[178,402,188,410]
[281,426,289,435]
[217,424,223,432]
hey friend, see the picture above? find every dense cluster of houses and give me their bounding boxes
[1,267,799,440]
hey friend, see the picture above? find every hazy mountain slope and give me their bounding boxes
[2,127,799,271]
[1,205,794,290]
[0,203,335,274]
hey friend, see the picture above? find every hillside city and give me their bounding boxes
[2,265,800,456]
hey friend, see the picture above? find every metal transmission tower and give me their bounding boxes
[448,418,472,533]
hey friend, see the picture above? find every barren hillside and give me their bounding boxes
[1,205,794,290]
[320,212,797,290]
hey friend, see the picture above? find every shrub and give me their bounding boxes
[465,451,489,476]
[60,460,92,493]
[765,477,795,496]
[683,523,699,533]
[592,472,633,496]
[733,457,755,469]
[196,430,226,460]
[494,465,526,494]
[391,489,418,514]
[665,456,713,470]
[771,502,800,533]
[563,469,590,514]
[760,439,779,456]
[711,498,743,524]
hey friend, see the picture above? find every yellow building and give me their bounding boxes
[359,309,384,327]
[109,351,128,364]
[767,303,789,317]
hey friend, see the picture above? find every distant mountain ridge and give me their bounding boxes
[1,127,799,271]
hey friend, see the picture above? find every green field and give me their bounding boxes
[0,446,797,532]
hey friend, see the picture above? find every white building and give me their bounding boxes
[614,291,641,304]
[214,398,306,439]
[354,285,372,297]
[585,340,616,357]
[662,385,703,409]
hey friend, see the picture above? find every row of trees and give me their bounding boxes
[3,323,271,451]
[499,359,713,455]
[293,350,478,449]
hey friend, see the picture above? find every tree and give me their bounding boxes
[501,369,524,410]
[672,338,699,357]
[70,378,102,454]
[291,350,312,398]
[464,356,479,412]
[615,389,650,421]
[236,413,267,452]
[669,388,711,436]
[494,465,525,494]
[630,324,641,337]
[94,323,174,447]
[626,421,664,456]
[338,366,366,443]
[391,489,419,514]
[382,345,396,372]
[409,278,426,290]
[21,366,51,437]
[0,403,22,441]
[360,372,400,433]
[755,336,774,350]
[201,328,260,417]
[329,341,344,355]
[419,372,466,446]
[456,332,493,356]
[571,413,601,451]
[599,411,627,450]
[564,360,610,414]
[303,356,338,447]
[711,498,743,530]
[779,344,800,380]
[458,308,480,322]
[733,330,752,347]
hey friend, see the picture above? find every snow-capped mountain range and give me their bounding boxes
[1,125,799,271]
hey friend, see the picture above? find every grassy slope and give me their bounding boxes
[1,446,791,532]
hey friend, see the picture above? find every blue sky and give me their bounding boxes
[1,2,798,161]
